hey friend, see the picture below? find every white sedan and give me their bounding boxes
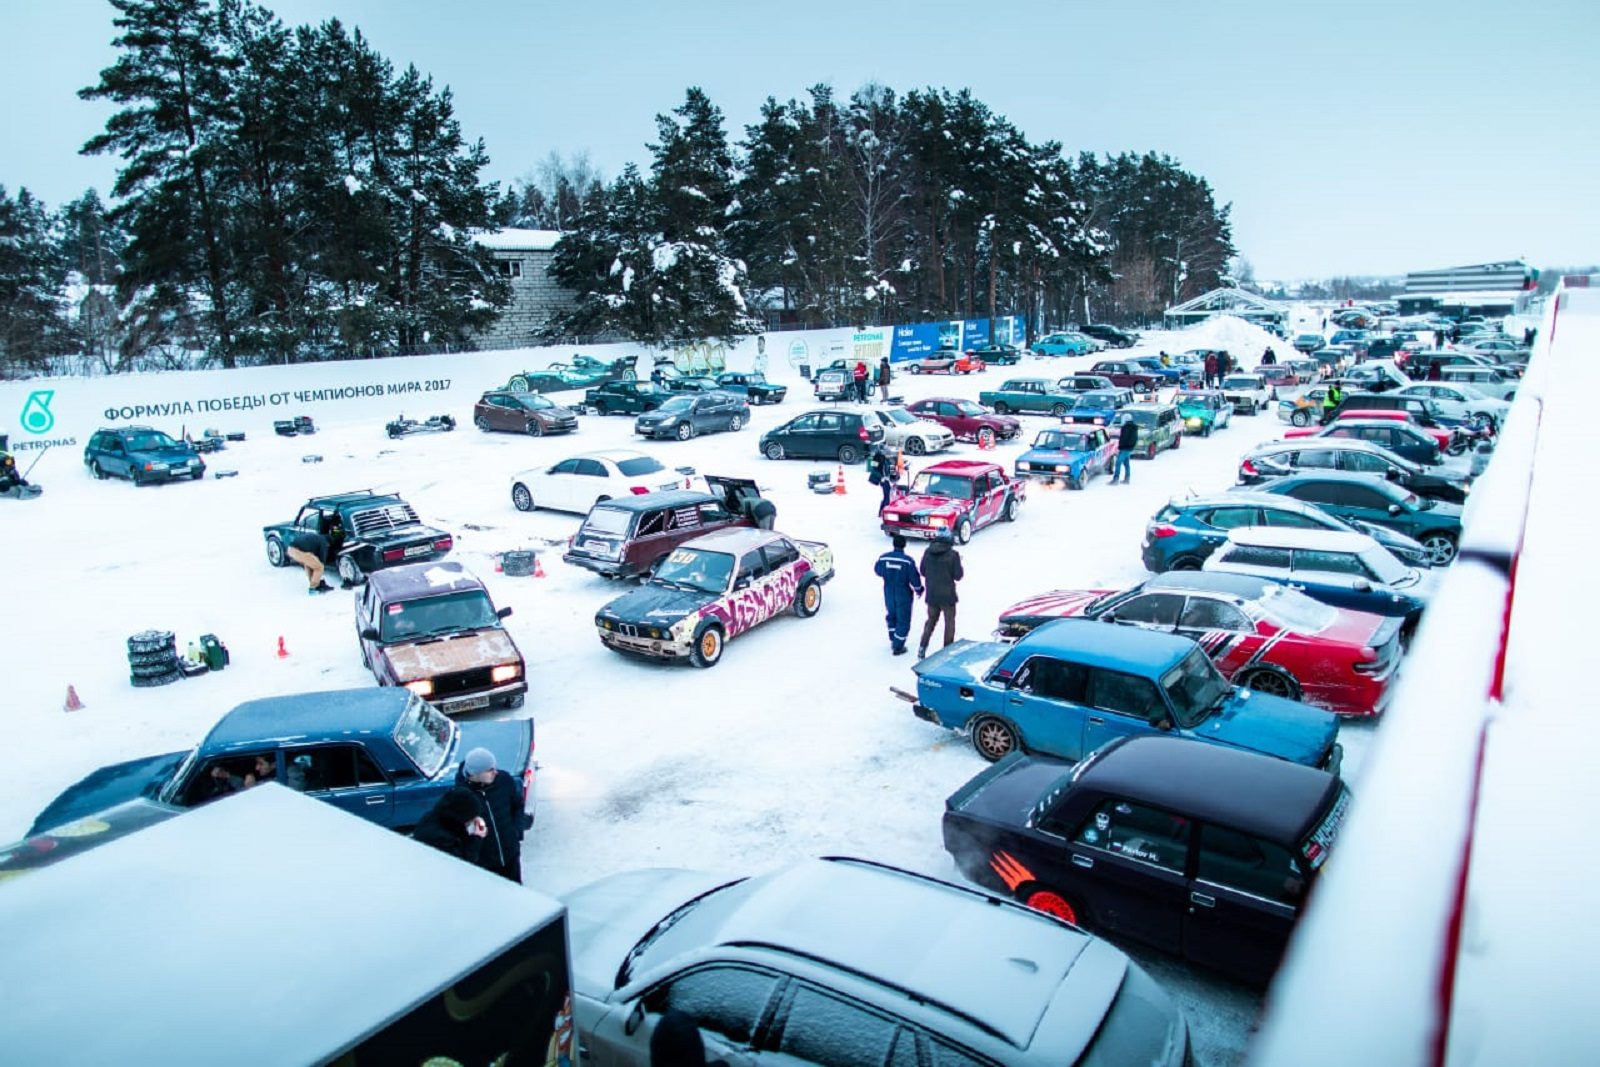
[860,405,955,456]
[510,449,697,514]
[1394,383,1511,431]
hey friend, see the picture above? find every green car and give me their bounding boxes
[1110,402,1184,458]
[1174,389,1233,437]
[977,378,1082,417]
[585,379,670,415]
[507,354,636,394]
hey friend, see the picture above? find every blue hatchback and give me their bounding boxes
[83,425,205,484]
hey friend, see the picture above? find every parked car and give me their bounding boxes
[1174,388,1232,436]
[1255,364,1301,389]
[473,391,579,435]
[1288,358,1322,382]
[507,354,635,394]
[1237,471,1463,565]
[562,478,765,580]
[1030,331,1098,356]
[585,380,670,415]
[634,391,749,440]
[1140,491,1431,572]
[511,450,697,514]
[1394,382,1509,432]
[943,736,1349,986]
[1128,355,1187,383]
[1328,328,1369,348]
[1079,323,1139,348]
[1013,426,1117,489]
[264,490,453,587]
[1405,349,1517,382]
[1055,373,1115,396]
[1088,360,1160,391]
[909,617,1340,766]
[1292,415,1448,464]
[1202,527,1432,628]
[811,365,853,400]
[1292,332,1325,353]
[880,459,1023,543]
[594,527,833,667]
[903,348,984,374]
[27,688,535,837]
[354,561,525,713]
[859,405,956,456]
[1064,388,1135,426]
[1458,337,1530,359]
[1239,438,1470,504]
[84,426,205,484]
[1440,365,1518,401]
[964,343,1025,364]
[993,571,1402,716]
[979,377,1083,417]
[1220,373,1271,415]
[562,855,1191,1067]
[712,371,787,404]
[659,374,723,394]
[760,408,884,462]
[1334,362,1408,394]
[1109,402,1183,459]
[904,397,1023,446]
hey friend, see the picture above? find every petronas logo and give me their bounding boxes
[20,390,55,435]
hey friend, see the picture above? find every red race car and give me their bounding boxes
[993,570,1402,717]
[904,397,1022,446]
[880,459,1023,544]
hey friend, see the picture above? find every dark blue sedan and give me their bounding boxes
[28,689,535,837]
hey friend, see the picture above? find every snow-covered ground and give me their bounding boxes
[7,316,1387,1065]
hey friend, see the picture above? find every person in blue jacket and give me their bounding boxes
[873,535,924,656]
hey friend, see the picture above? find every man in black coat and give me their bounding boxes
[412,786,487,865]
[1112,415,1140,484]
[457,747,531,883]
[917,531,964,658]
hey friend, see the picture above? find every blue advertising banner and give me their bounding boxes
[888,316,1023,361]
[889,322,945,362]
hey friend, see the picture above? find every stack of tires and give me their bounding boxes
[128,630,183,687]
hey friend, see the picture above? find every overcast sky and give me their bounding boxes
[5,0,1596,281]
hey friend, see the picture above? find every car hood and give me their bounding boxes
[28,751,187,836]
[600,583,715,628]
[884,492,967,518]
[1018,447,1095,466]
[563,867,737,997]
[998,588,1111,625]
[380,628,521,680]
[635,409,681,423]
[136,445,201,463]
[1195,690,1339,767]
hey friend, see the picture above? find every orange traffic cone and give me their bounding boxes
[64,685,84,712]
[276,635,290,659]
[533,554,547,579]
[834,465,847,494]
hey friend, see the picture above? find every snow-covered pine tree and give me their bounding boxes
[0,187,66,376]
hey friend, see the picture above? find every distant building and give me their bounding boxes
[470,229,577,347]
[1162,287,1288,331]
[1399,260,1536,317]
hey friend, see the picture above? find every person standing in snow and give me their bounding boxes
[1261,346,1276,365]
[876,356,892,402]
[917,530,964,658]
[456,747,531,883]
[412,786,488,865]
[1112,414,1140,484]
[1203,351,1219,388]
[868,446,896,511]
[875,534,924,656]
[852,360,869,403]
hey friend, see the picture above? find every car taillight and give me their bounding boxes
[1353,646,1383,674]
[630,486,650,495]
[382,548,405,562]
[858,427,869,440]
[1240,459,1258,477]
[1149,524,1177,538]
[433,537,453,552]
[523,732,538,802]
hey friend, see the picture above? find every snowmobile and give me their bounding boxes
[0,433,43,500]
[385,413,457,439]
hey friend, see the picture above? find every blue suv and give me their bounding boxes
[1239,472,1463,566]
[84,426,205,485]
[1142,491,1429,573]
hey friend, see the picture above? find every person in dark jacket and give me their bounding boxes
[868,446,897,510]
[412,786,487,865]
[1261,346,1277,365]
[1203,351,1219,387]
[876,357,892,402]
[456,747,530,883]
[287,529,332,593]
[917,531,964,658]
[874,535,924,656]
[1112,415,1140,483]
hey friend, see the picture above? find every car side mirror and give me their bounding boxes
[497,606,513,619]
[360,627,379,641]
[1385,469,1399,481]
[1147,709,1172,731]
[734,576,752,591]
[624,998,646,1037]
[1388,503,1402,515]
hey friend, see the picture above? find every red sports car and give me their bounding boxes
[880,459,1023,543]
[904,397,1022,446]
[993,570,1402,717]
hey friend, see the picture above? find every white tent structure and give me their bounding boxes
[1163,287,1288,330]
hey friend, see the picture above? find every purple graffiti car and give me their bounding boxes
[594,528,834,667]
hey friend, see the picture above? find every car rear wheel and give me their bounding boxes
[525,420,543,437]
[1290,409,1311,427]
[728,414,743,432]
[764,441,785,460]
[265,535,288,567]
[1168,555,1203,571]
[690,623,724,668]
[905,436,926,456]
[511,482,535,511]
[1050,403,1067,417]
[971,716,1019,761]
[1239,667,1301,702]
[474,415,491,431]
[793,579,822,618]
[1145,442,1157,460]
[1422,532,1458,565]
[908,365,922,375]
[592,400,608,415]
[1023,886,1079,925]
[337,555,365,587]
[837,443,861,464]
[954,517,974,544]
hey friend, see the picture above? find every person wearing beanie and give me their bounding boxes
[456,746,532,883]
[412,786,487,864]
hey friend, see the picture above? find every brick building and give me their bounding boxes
[471,229,577,347]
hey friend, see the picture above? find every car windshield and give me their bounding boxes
[1359,545,1411,585]
[512,394,554,411]
[954,401,986,416]
[659,396,695,413]
[882,407,917,425]
[125,432,179,450]
[380,590,500,641]
[1075,392,1117,408]
[615,456,667,476]
[652,547,734,594]
[616,877,753,988]
[1255,584,1337,633]
[581,506,634,537]
[1223,376,1258,389]
[1035,431,1089,451]
[1125,411,1158,426]
[1162,648,1231,729]
[392,695,454,778]
[910,472,974,499]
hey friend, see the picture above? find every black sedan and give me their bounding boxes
[965,344,1025,365]
[585,380,669,415]
[660,375,723,394]
[714,371,788,404]
[943,736,1350,987]
[634,392,749,440]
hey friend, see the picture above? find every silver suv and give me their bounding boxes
[563,857,1190,1066]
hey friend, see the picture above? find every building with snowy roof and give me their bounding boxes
[1398,260,1536,317]
[1162,287,1287,331]
[469,228,578,348]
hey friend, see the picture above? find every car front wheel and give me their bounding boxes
[1422,532,1458,565]
[525,420,543,437]
[971,716,1019,761]
[764,441,785,461]
[676,423,694,441]
[992,402,1009,414]
[690,623,724,668]
[905,436,926,456]
[954,517,973,544]
[474,415,491,431]
[1003,495,1019,522]
[89,460,108,480]
[1290,409,1311,427]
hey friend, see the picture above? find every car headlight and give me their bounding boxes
[1185,417,1202,428]
[404,679,434,698]
[145,461,169,471]
[1017,461,1032,471]
[491,663,522,684]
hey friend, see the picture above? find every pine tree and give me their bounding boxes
[0,187,67,376]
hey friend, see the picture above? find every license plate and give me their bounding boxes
[582,540,610,552]
[443,695,490,712]
[403,544,431,557]
[658,483,678,492]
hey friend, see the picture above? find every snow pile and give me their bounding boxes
[1171,314,1291,363]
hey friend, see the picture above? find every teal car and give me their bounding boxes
[1014,426,1117,489]
[1030,332,1098,357]
[977,378,1081,417]
[1174,389,1233,437]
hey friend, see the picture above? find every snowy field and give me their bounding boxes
[7,316,1388,1065]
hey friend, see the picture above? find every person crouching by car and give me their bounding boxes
[412,786,487,864]
[457,747,531,883]
[287,529,333,594]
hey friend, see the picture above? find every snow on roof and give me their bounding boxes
[472,228,563,251]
